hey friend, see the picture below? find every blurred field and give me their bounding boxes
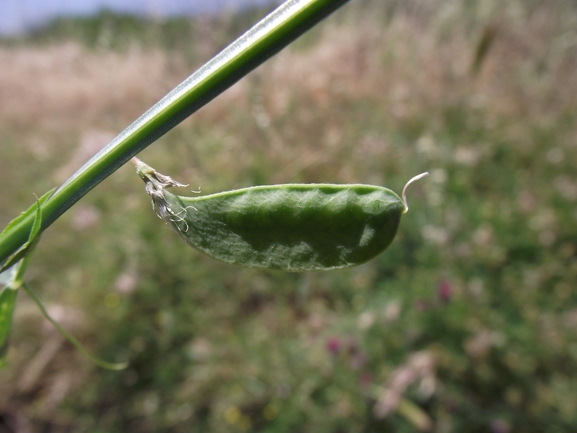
[1,0,577,432]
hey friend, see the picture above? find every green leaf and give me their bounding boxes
[0,188,54,273]
[0,188,54,240]
[0,287,18,368]
[0,239,38,367]
[29,191,48,242]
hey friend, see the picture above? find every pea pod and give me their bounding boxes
[134,159,427,271]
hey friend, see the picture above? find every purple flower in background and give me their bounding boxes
[438,280,453,303]
[326,336,341,356]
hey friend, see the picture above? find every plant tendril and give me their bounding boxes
[402,172,429,214]
[22,283,128,371]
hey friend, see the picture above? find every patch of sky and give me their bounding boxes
[0,0,283,35]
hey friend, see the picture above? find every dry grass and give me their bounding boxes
[0,1,574,162]
[0,43,180,131]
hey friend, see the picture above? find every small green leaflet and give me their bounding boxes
[0,188,55,273]
[0,269,18,368]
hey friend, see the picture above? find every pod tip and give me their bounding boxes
[402,172,429,213]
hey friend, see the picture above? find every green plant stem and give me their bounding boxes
[0,0,349,267]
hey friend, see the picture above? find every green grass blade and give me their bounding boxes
[0,286,18,368]
[0,224,45,367]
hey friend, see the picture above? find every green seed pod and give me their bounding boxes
[134,159,427,272]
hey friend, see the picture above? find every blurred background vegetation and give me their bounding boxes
[1,0,576,431]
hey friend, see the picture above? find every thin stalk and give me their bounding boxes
[0,0,349,267]
[22,283,128,370]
